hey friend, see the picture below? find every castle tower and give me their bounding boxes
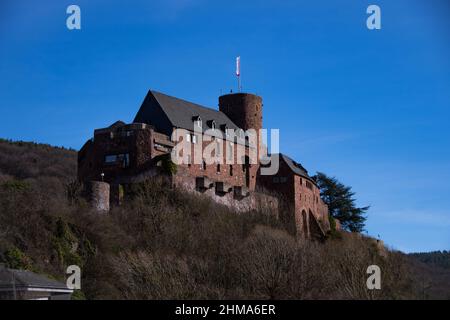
[218,93,262,132]
[219,93,264,189]
[84,181,110,212]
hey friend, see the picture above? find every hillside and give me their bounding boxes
[409,251,450,270]
[0,138,448,299]
[408,251,450,299]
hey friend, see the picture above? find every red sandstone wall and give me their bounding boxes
[173,167,278,215]
[293,175,329,237]
[255,159,330,238]
[174,130,260,191]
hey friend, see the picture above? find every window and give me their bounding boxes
[280,177,287,183]
[186,133,191,143]
[105,155,117,163]
[104,154,130,168]
[201,160,206,171]
[273,177,280,183]
[229,165,233,176]
[211,121,216,130]
[216,164,221,173]
[192,135,197,144]
[193,116,202,128]
[121,154,130,168]
[223,125,229,136]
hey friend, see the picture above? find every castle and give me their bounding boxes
[78,90,334,239]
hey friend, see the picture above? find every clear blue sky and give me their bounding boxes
[1,0,449,253]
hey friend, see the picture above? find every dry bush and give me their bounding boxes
[111,251,195,299]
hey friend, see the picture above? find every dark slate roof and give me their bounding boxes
[148,90,240,133]
[281,153,310,177]
[0,268,71,291]
[268,153,313,180]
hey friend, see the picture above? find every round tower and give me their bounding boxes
[218,93,262,131]
[84,181,110,213]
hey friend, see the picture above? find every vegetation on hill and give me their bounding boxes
[409,251,450,270]
[0,138,448,299]
[407,251,450,299]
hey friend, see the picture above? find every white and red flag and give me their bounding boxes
[236,56,240,77]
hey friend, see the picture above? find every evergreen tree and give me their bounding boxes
[312,172,369,232]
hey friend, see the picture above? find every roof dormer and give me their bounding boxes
[192,115,202,128]
[207,120,217,130]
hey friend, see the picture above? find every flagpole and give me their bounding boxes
[236,56,241,92]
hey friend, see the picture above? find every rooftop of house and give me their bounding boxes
[264,153,315,182]
[0,267,72,292]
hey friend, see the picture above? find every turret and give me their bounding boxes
[218,93,262,132]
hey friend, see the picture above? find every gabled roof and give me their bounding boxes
[0,268,72,291]
[279,153,309,177]
[267,153,312,180]
[136,90,240,133]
